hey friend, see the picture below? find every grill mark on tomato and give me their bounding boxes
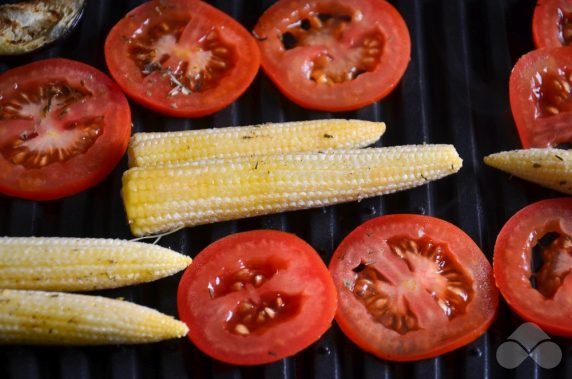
[280,12,382,84]
[351,236,474,334]
[126,14,235,95]
[226,293,300,336]
[0,80,104,169]
[558,8,572,45]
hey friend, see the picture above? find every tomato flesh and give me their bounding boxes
[494,198,572,337]
[105,0,260,117]
[533,0,572,48]
[177,230,337,365]
[254,0,410,112]
[0,59,131,201]
[329,215,498,361]
[509,47,572,147]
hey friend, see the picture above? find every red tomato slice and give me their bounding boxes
[104,0,260,118]
[177,230,337,365]
[509,47,572,148]
[494,198,572,337]
[533,0,572,48]
[253,0,411,112]
[329,215,498,362]
[0,58,131,201]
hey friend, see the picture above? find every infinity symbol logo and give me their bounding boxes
[496,323,562,369]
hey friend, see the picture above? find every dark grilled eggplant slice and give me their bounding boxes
[0,0,85,55]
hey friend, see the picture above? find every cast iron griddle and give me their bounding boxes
[0,0,570,378]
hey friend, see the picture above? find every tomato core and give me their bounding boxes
[127,15,235,95]
[532,68,572,118]
[530,231,572,299]
[0,80,103,169]
[280,9,382,84]
[350,236,474,336]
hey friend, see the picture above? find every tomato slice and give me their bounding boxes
[253,0,411,112]
[177,230,337,365]
[509,47,572,148]
[533,0,572,48]
[104,0,260,118]
[494,198,572,337]
[0,58,131,201]
[329,215,498,362]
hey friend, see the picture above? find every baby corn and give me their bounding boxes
[123,145,462,236]
[484,148,572,195]
[0,289,188,345]
[128,119,385,167]
[0,237,191,291]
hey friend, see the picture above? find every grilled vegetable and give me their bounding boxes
[128,119,386,168]
[123,145,462,236]
[0,289,188,345]
[0,0,85,56]
[0,237,191,291]
[484,148,572,195]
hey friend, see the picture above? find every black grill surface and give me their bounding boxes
[1,0,571,378]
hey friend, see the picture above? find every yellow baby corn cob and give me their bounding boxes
[123,145,462,236]
[0,237,191,291]
[484,148,572,195]
[128,119,385,167]
[0,289,188,345]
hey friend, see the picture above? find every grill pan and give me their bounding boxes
[1,0,571,378]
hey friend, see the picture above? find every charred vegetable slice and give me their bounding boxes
[0,0,85,56]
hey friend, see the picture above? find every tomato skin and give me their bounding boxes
[509,47,572,148]
[254,0,411,112]
[533,0,572,48]
[177,230,337,365]
[329,215,498,362]
[104,0,260,118]
[494,198,572,337]
[0,58,131,201]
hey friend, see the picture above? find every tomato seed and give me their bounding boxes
[253,274,264,286]
[546,106,560,115]
[275,296,284,308]
[237,301,253,314]
[264,307,276,319]
[234,324,250,335]
[231,282,244,291]
[214,47,228,55]
[372,297,387,310]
